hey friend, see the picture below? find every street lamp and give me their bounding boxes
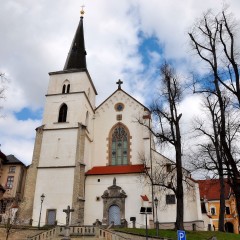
[154,197,159,237]
[140,207,152,240]
[38,193,45,229]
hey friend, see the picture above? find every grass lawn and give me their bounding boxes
[115,228,239,240]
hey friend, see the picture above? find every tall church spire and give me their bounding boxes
[64,9,87,70]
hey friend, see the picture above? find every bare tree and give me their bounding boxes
[190,94,240,231]
[189,9,240,106]
[189,9,240,224]
[2,206,19,240]
[139,62,185,230]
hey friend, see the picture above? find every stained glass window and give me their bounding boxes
[115,103,124,112]
[111,126,128,165]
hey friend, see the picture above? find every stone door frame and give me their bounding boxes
[101,178,127,226]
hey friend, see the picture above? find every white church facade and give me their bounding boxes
[19,12,207,230]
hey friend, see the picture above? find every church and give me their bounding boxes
[19,10,206,230]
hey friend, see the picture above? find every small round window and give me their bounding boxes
[115,103,124,112]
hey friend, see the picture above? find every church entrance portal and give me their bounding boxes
[108,205,121,225]
[102,178,127,226]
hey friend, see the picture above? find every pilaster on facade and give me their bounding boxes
[71,124,87,224]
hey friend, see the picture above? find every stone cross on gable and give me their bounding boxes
[63,205,74,226]
[116,79,123,89]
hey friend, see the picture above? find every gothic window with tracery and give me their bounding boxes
[110,125,129,165]
[58,103,68,122]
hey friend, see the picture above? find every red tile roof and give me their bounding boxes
[86,164,145,175]
[198,179,231,201]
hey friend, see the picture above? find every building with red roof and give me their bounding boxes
[198,179,239,234]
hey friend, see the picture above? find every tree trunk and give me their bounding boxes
[229,179,240,225]
[218,175,225,232]
[175,167,184,230]
[175,124,184,230]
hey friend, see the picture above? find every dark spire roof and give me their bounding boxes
[64,16,87,70]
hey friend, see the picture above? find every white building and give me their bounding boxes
[20,12,205,230]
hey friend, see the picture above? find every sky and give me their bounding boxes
[0,0,240,166]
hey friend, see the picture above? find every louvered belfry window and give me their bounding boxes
[111,125,128,165]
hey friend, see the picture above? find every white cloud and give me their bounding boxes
[1,0,240,166]
[0,114,41,165]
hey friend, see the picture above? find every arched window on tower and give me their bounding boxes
[62,80,70,94]
[109,124,129,165]
[67,84,70,93]
[58,103,68,122]
[62,84,66,94]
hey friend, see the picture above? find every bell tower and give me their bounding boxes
[20,10,97,226]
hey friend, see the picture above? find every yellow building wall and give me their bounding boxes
[0,164,26,200]
[208,196,239,234]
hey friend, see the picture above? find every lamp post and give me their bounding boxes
[38,193,45,229]
[154,197,159,237]
[140,207,152,240]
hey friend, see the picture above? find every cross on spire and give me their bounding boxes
[116,79,123,89]
[80,5,85,16]
[63,205,74,226]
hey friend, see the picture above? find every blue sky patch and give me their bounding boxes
[138,31,164,67]
[15,107,43,121]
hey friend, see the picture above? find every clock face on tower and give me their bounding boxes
[115,103,124,112]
